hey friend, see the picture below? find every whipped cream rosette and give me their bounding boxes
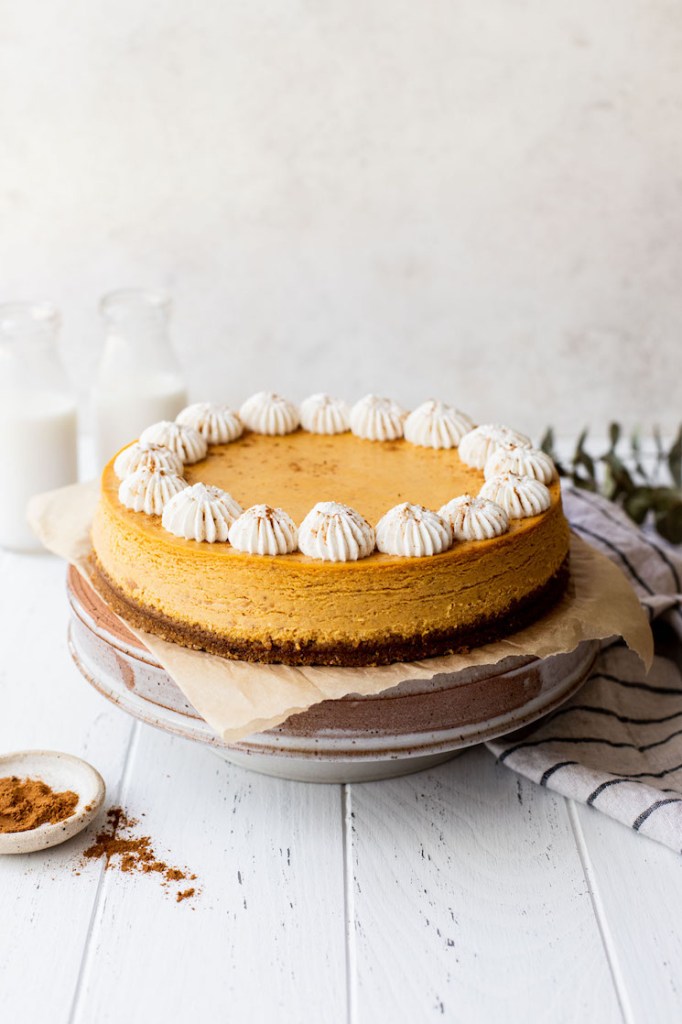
[376,503,453,557]
[239,392,299,435]
[113,442,184,481]
[404,401,474,449]
[438,495,510,541]
[161,483,242,542]
[479,473,551,519]
[298,502,375,562]
[484,443,556,485]
[299,394,350,435]
[118,467,188,516]
[349,395,406,442]
[176,403,243,445]
[139,421,208,464]
[458,425,532,470]
[229,505,298,555]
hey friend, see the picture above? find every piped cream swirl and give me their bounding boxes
[375,503,453,557]
[176,403,243,445]
[113,442,184,481]
[349,395,406,442]
[458,424,532,469]
[298,502,375,562]
[139,421,208,464]
[118,467,188,516]
[479,473,551,519]
[239,391,300,435]
[484,443,556,484]
[229,504,298,555]
[299,393,350,435]
[438,495,510,541]
[404,400,475,449]
[161,483,242,542]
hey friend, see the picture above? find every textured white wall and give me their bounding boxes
[1,1,681,437]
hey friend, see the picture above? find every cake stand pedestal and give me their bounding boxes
[66,567,598,783]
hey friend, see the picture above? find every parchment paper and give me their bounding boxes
[28,482,653,743]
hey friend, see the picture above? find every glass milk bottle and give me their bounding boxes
[93,288,188,467]
[0,302,78,551]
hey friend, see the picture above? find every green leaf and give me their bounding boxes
[624,488,653,525]
[546,421,681,544]
[539,427,555,454]
[603,452,635,495]
[573,472,598,492]
[655,502,682,545]
[653,425,666,483]
[668,425,682,489]
[608,422,621,453]
[629,428,649,484]
[576,427,589,452]
[648,487,682,513]
[539,427,567,476]
[574,453,596,482]
[574,429,596,483]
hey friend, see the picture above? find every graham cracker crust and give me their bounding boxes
[88,556,571,668]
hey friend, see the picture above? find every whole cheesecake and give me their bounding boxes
[91,393,570,666]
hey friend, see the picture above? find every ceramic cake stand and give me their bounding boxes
[66,567,598,783]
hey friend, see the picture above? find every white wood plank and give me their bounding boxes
[4,535,681,1024]
[347,746,624,1024]
[0,549,134,1024]
[69,726,349,1024]
[573,801,682,1023]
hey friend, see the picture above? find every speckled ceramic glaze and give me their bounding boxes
[66,567,598,783]
[0,750,105,854]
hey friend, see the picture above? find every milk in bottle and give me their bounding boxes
[93,289,187,467]
[0,303,78,551]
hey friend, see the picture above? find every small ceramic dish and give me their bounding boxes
[0,750,105,855]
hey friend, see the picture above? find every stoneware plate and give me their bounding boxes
[66,567,599,783]
[0,750,105,854]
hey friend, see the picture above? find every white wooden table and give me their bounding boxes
[2,544,682,1024]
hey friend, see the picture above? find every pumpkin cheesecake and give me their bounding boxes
[90,394,571,666]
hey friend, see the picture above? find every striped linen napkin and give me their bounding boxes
[487,485,682,851]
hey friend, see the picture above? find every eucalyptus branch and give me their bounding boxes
[539,425,682,544]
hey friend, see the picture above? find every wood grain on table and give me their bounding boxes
[2,547,682,1024]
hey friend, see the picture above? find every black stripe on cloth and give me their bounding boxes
[593,671,682,696]
[587,777,642,805]
[616,763,682,780]
[569,488,682,593]
[570,522,656,596]
[587,778,680,805]
[497,725,682,762]
[633,798,682,832]
[639,727,682,752]
[538,703,682,727]
[539,761,579,786]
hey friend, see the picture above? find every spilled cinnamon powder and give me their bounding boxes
[82,808,199,901]
[0,776,79,833]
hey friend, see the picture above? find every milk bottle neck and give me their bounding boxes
[0,302,72,401]
[98,289,182,380]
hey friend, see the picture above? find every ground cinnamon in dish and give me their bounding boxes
[82,807,199,900]
[0,776,79,833]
